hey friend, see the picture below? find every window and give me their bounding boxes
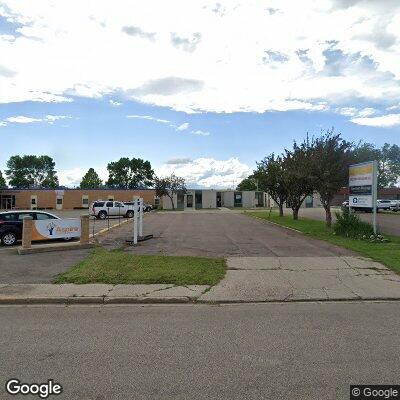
[115,202,124,207]
[106,201,113,208]
[36,213,56,220]
[31,198,36,205]
[82,196,89,206]
[93,201,105,207]
[17,213,35,221]
[56,198,63,205]
[154,198,160,206]
[0,213,16,221]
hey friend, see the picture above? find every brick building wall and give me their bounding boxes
[0,189,157,210]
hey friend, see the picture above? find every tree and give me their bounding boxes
[310,131,353,228]
[236,176,258,191]
[284,138,315,220]
[6,155,59,188]
[379,143,400,187]
[0,170,7,189]
[106,157,154,189]
[80,168,103,189]
[254,154,288,216]
[351,142,400,188]
[154,174,186,210]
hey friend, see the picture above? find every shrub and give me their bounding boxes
[333,208,375,239]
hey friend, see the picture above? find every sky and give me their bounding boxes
[0,0,399,188]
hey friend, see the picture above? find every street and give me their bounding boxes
[1,302,399,400]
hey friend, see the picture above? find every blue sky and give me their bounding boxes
[0,0,399,188]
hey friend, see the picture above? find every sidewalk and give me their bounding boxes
[1,256,400,304]
[0,283,210,304]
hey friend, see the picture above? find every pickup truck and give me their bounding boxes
[90,201,135,219]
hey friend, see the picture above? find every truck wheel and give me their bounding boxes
[98,211,107,220]
[126,210,134,218]
[1,231,17,246]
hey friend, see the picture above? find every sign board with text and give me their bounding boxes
[32,218,81,241]
[349,161,376,209]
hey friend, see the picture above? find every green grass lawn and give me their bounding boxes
[54,247,226,285]
[245,211,400,274]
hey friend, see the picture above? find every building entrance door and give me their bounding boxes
[56,196,64,210]
[216,192,222,207]
[186,194,193,208]
[177,193,185,210]
[195,191,202,209]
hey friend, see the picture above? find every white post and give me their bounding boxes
[133,199,138,245]
[372,160,378,235]
[139,198,143,237]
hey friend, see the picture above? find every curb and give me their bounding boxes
[1,296,400,305]
[245,213,303,234]
[18,243,95,255]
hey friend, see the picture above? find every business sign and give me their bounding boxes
[32,218,81,241]
[349,161,376,208]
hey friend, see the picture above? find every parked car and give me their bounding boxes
[90,201,135,219]
[123,201,153,212]
[0,210,60,246]
[376,199,392,211]
[390,200,400,212]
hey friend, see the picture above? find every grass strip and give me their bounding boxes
[245,211,400,274]
[55,247,226,285]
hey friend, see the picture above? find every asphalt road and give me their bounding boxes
[102,212,354,257]
[293,207,400,236]
[1,302,399,400]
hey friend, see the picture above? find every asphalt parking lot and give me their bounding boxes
[102,211,354,257]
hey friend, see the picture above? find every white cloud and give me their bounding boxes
[191,129,210,136]
[127,115,209,135]
[176,122,189,131]
[0,0,400,113]
[0,121,7,127]
[4,115,70,124]
[126,115,170,124]
[109,100,122,106]
[157,157,251,188]
[5,116,43,123]
[58,167,108,187]
[350,113,400,127]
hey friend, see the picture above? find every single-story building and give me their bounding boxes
[0,189,157,210]
[162,190,268,210]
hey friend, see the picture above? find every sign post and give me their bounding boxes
[133,199,138,245]
[349,160,378,234]
[139,198,143,237]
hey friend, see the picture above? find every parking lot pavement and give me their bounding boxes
[284,207,400,236]
[102,212,354,257]
[0,248,90,284]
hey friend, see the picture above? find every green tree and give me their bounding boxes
[6,155,59,188]
[284,138,315,220]
[0,170,7,189]
[80,168,103,189]
[154,174,186,210]
[236,176,258,191]
[309,131,353,228]
[351,142,400,188]
[254,154,288,216]
[106,157,154,189]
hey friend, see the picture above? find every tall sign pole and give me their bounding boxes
[349,160,378,235]
[372,160,378,235]
[133,199,138,245]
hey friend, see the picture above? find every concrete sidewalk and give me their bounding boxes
[0,283,210,304]
[199,256,400,302]
[0,256,399,304]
